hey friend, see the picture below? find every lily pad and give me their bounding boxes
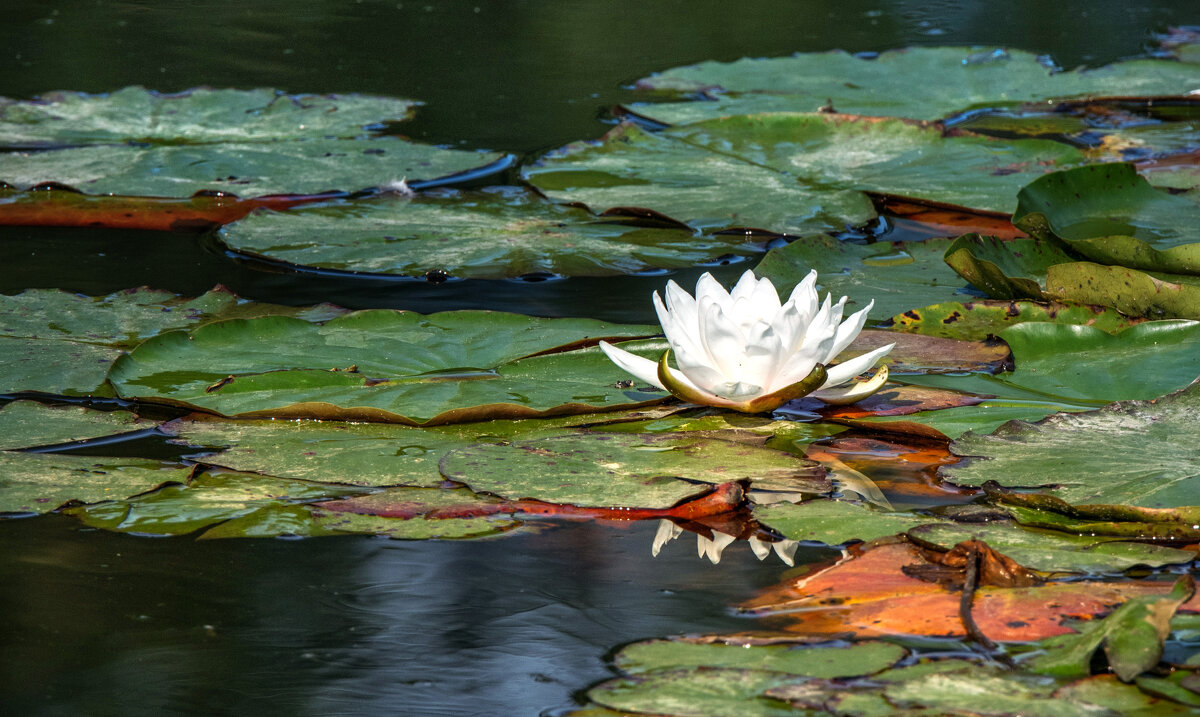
[1026,576,1195,681]
[906,522,1197,574]
[165,409,676,489]
[108,310,664,424]
[0,451,191,515]
[524,115,1082,235]
[0,400,154,450]
[1045,262,1200,320]
[753,499,942,546]
[943,380,1200,508]
[66,469,358,536]
[942,234,1078,300]
[524,121,874,236]
[982,487,1200,542]
[0,286,346,395]
[884,300,1141,341]
[613,637,907,679]
[1014,163,1200,275]
[219,187,761,279]
[900,320,1200,406]
[741,541,1200,642]
[587,667,799,717]
[439,432,826,508]
[753,235,970,319]
[0,87,418,147]
[0,87,507,197]
[627,47,1200,124]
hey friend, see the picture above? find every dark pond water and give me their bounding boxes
[1,1,1197,714]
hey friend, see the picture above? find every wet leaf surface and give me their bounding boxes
[0,451,191,515]
[754,235,970,319]
[627,47,1200,123]
[1014,163,1200,275]
[884,299,1141,341]
[524,114,1082,236]
[0,286,346,395]
[944,380,1200,507]
[219,186,762,279]
[439,432,826,509]
[1046,261,1200,320]
[108,310,663,424]
[753,499,944,546]
[613,636,907,678]
[942,233,1078,299]
[0,88,507,198]
[907,522,1197,574]
[0,400,153,450]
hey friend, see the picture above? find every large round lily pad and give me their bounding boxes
[0,451,192,515]
[524,115,1082,235]
[627,47,1200,124]
[1014,163,1200,275]
[0,287,346,396]
[439,432,826,508]
[219,187,761,279]
[943,380,1200,508]
[0,87,508,197]
[0,86,418,147]
[108,310,665,424]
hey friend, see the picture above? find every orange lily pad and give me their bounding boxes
[742,541,1200,642]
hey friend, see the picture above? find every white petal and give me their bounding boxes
[651,520,683,556]
[772,540,800,566]
[663,280,699,330]
[697,531,736,564]
[599,341,665,390]
[696,298,748,387]
[810,365,889,405]
[654,291,705,364]
[748,537,771,560]
[824,299,874,362]
[822,343,894,387]
[695,272,733,309]
[728,270,761,305]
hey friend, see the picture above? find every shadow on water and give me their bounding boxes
[0,515,830,716]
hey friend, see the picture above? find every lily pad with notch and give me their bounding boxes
[218,186,764,279]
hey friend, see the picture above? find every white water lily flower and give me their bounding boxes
[600,270,893,413]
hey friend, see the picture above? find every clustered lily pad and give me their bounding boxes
[6,42,1200,716]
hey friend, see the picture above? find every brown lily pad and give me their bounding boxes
[742,541,1200,642]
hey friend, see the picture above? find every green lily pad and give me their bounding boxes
[0,87,506,198]
[982,487,1200,542]
[0,86,418,147]
[885,300,1141,341]
[165,409,677,488]
[1045,262,1200,321]
[587,667,800,717]
[943,380,1200,508]
[835,401,1068,441]
[108,310,665,424]
[1014,163,1200,275]
[942,234,1078,300]
[753,235,970,319]
[614,637,907,679]
[754,499,942,545]
[525,121,874,236]
[524,115,1082,235]
[627,47,1200,124]
[1026,576,1195,681]
[0,286,346,396]
[906,522,1197,574]
[195,486,523,540]
[1057,675,1200,716]
[439,432,826,508]
[901,320,1200,406]
[219,187,760,279]
[0,400,154,450]
[0,451,191,515]
[66,469,358,536]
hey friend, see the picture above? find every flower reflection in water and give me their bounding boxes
[651,519,800,566]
